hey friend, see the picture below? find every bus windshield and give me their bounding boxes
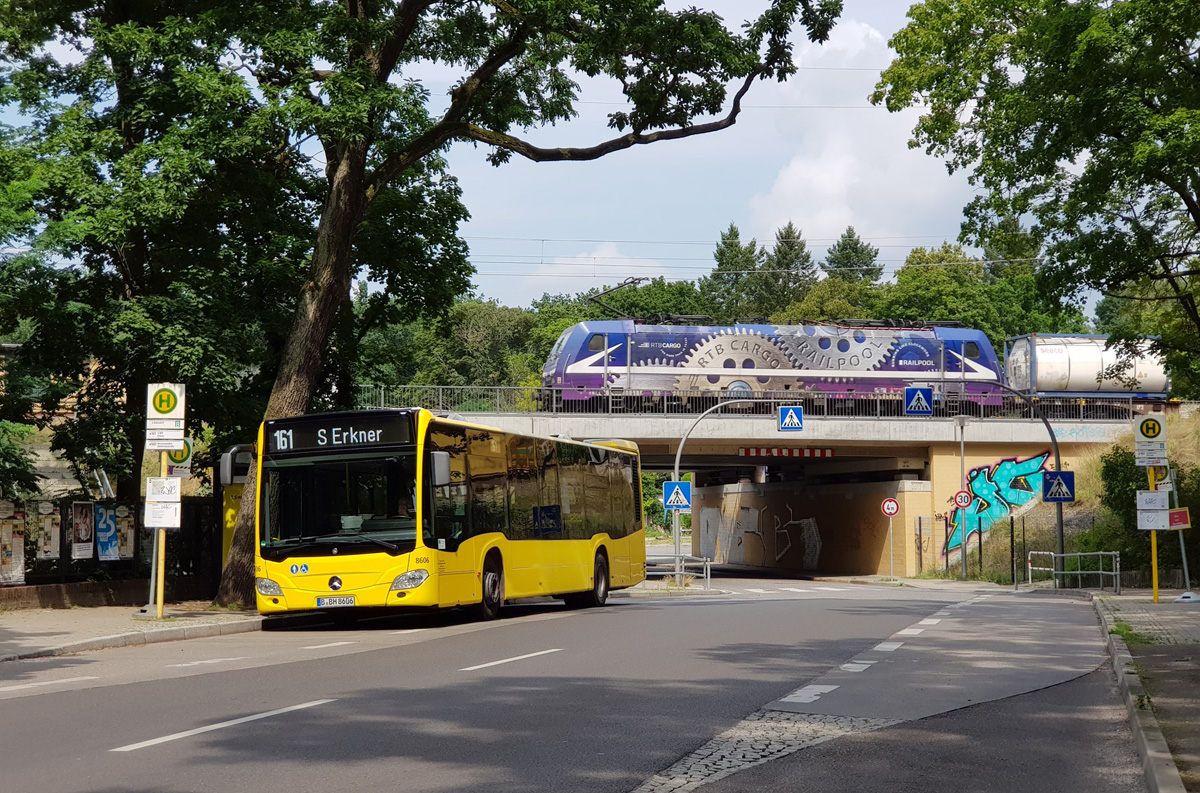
[260,452,418,560]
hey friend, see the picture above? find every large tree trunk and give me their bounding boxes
[215,145,368,607]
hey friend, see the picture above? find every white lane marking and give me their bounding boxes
[841,660,878,672]
[111,699,336,752]
[896,628,925,636]
[745,588,771,594]
[0,676,99,692]
[873,642,904,652]
[390,629,427,635]
[780,588,812,593]
[935,611,952,616]
[812,587,847,591]
[919,619,942,626]
[302,641,357,650]
[166,657,248,668]
[460,648,562,672]
[780,684,839,704]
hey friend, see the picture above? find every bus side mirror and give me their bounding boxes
[220,444,255,486]
[430,451,451,488]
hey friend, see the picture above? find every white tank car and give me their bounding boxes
[1005,334,1169,396]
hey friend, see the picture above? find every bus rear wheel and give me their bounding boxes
[566,554,609,609]
[475,555,504,621]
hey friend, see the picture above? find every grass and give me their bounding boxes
[1110,620,1159,646]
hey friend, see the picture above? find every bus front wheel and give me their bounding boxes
[476,555,504,621]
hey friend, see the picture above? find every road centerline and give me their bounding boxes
[110,699,336,752]
[302,641,357,650]
[0,676,99,692]
[460,648,562,672]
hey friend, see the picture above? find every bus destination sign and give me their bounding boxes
[265,414,412,454]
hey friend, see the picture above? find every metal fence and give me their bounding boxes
[645,554,712,589]
[1027,550,1121,593]
[357,384,1146,421]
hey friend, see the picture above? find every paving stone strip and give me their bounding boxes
[629,711,899,792]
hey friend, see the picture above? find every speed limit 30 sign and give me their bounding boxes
[881,498,899,517]
[954,491,973,509]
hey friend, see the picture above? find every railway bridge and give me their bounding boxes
[359,386,1156,577]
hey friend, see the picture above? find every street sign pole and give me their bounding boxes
[889,516,894,580]
[1171,469,1197,603]
[1149,466,1159,603]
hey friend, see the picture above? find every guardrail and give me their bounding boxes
[645,554,712,590]
[1027,551,1121,593]
[357,384,1149,421]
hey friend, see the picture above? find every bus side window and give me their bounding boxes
[508,437,538,540]
[428,425,469,551]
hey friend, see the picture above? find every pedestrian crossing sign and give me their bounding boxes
[778,406,804,431]
[664,481,692,510]
[903,387,934,416]
[1042,471,1075,503]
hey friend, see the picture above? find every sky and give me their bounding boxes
[441,1,982,309]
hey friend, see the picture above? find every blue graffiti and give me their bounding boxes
[946,452,1049,551]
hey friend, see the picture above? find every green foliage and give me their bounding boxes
[0,420,39,496]
[874,243,1085,350]
[699,221,818,322]
[872,0,1200,377]
[1078,445,1200,574]
[822,226,881,284]
[771,277,877,323]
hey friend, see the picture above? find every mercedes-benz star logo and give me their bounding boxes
[328,576,343,591]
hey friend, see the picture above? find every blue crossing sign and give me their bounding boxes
[904,387,934,416]
[664,481,692,510]
[778,406,804,431]
[1042,471,1075,503]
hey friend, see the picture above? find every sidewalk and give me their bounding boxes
[0,602,263,663]
[1095,589,1200,793]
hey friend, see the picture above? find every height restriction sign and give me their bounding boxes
[147,383,186,421]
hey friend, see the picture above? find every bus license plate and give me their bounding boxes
[317,596,355,608]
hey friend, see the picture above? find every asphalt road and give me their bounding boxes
[0,580,1145,793]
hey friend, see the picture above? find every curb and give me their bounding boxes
[1093,599,1188,793]
[0,617,264,664]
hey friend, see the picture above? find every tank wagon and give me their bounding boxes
[541,321,1168,411]
[1004,334,1168,399]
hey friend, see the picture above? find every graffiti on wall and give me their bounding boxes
[945,451,1050,553]
[700,502,823,568]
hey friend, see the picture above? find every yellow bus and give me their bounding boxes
[252,408,646,622]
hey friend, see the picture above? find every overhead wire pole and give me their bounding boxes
[672,399,754,585]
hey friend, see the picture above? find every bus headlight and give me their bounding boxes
[256,577,283,596]
[390,569,429,590]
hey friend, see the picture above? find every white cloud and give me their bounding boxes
[746,18,977,276]
[471,241,670,306]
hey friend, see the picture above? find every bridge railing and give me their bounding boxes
[356,384,1145,421]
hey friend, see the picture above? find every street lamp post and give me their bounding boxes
[672,399,754,585]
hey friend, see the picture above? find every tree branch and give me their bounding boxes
[376,0,442,79]
[461,69,762,163]
[367,24,530,198]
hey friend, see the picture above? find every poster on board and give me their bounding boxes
[31,501,61,560]
[0,499,25,585]
[71,501,94,560]
[95,503,119,562]
[116,504,136,560]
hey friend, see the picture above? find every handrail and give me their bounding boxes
[1027,551,1120,594]
[356,384,1160,422]
[645,554,711,590]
